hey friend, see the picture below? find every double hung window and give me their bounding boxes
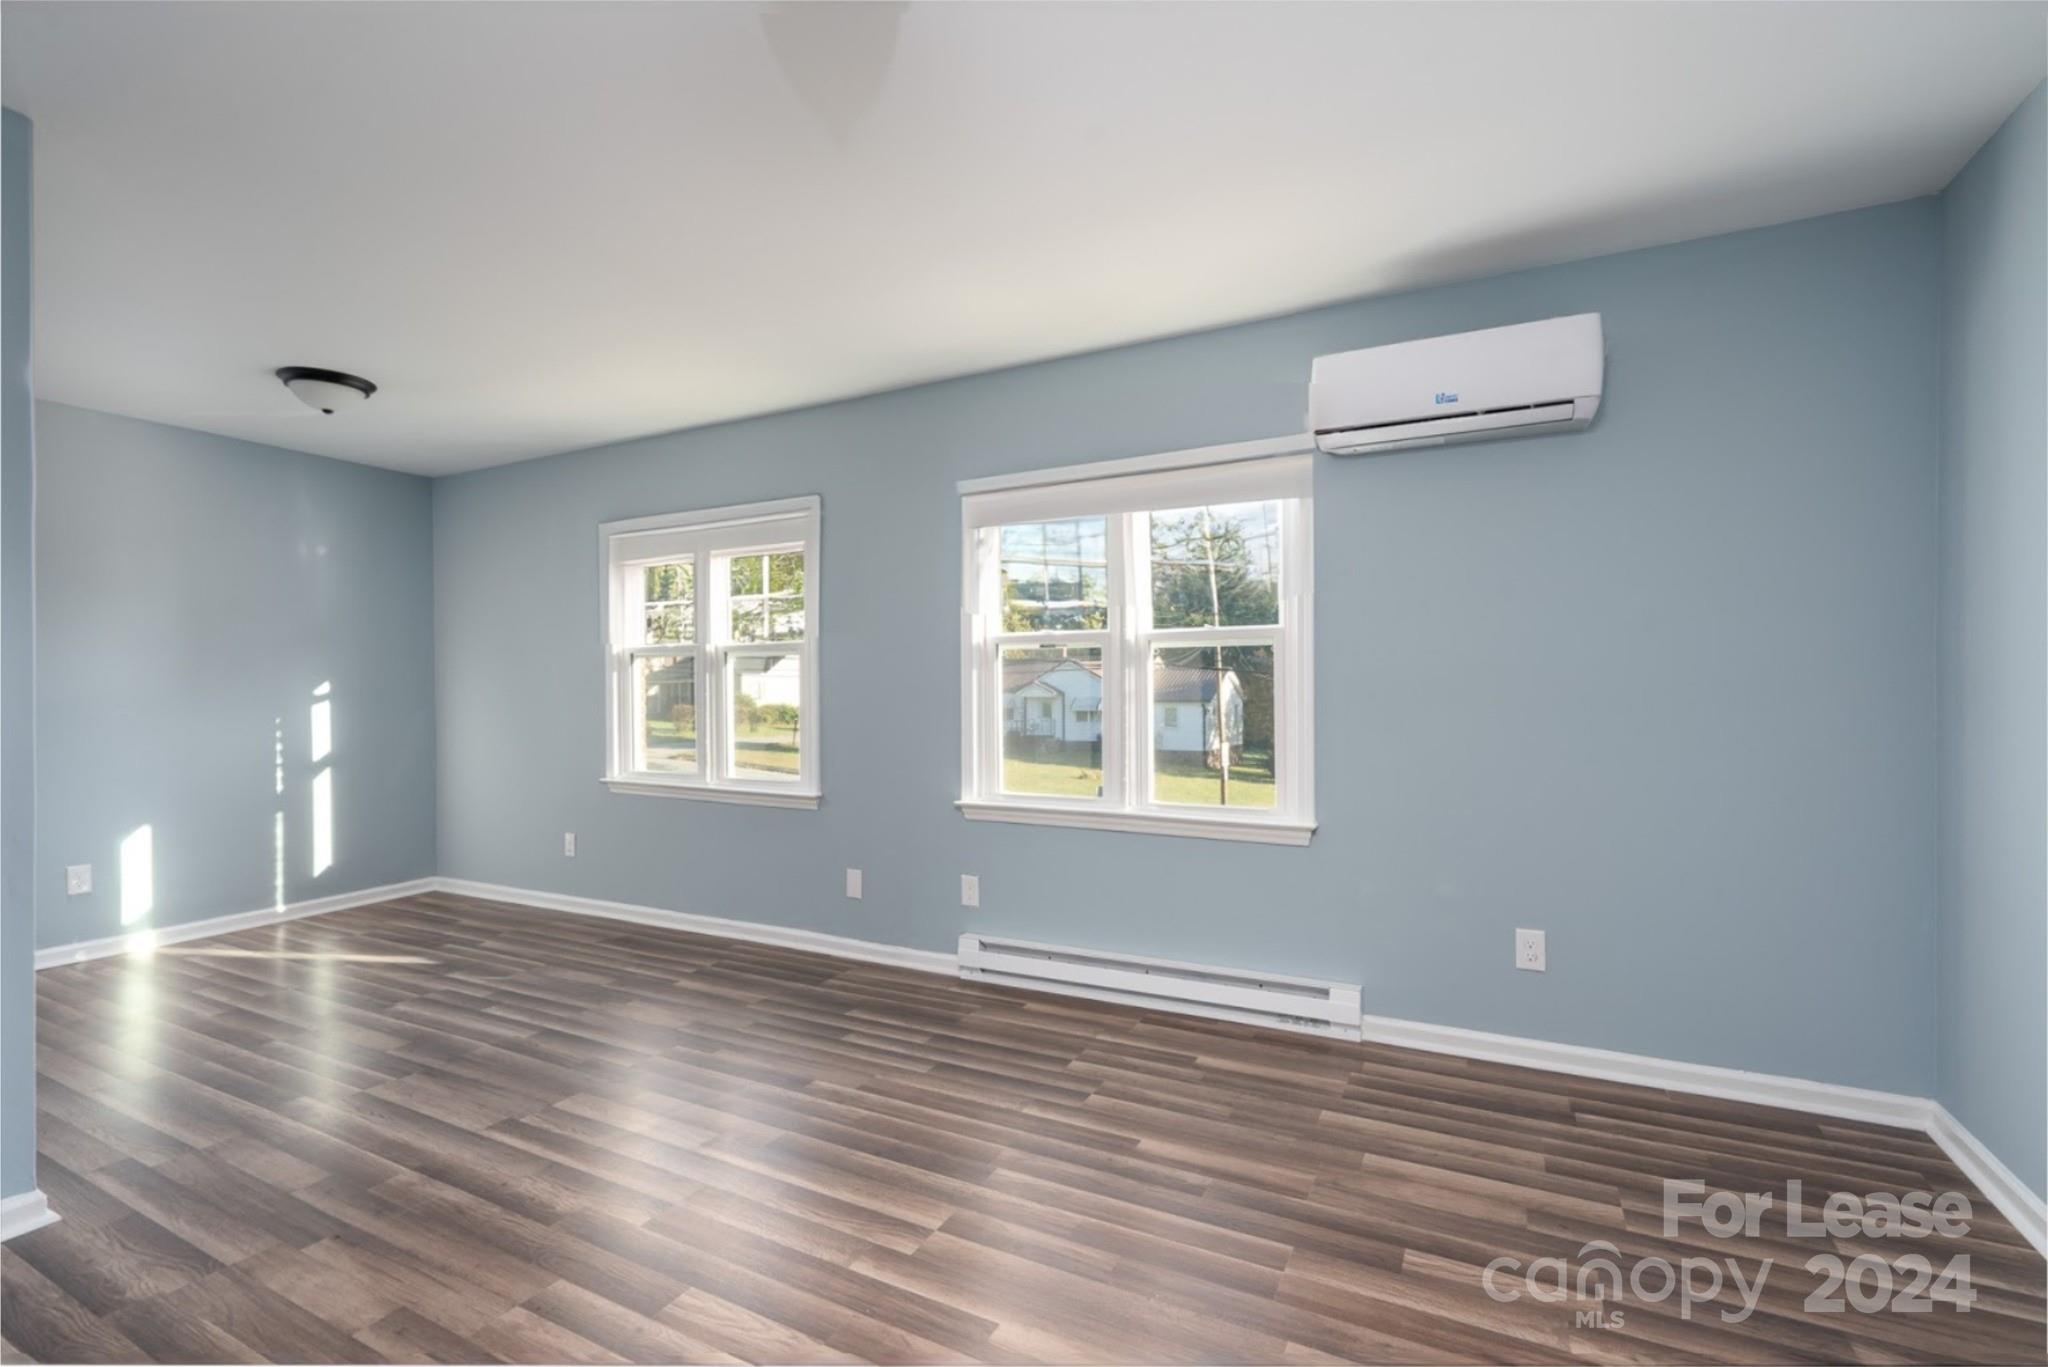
[601,497,820,807]
[959,448,1313,843]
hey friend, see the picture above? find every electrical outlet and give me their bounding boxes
[1515,928,1546,972]
[960,874,980,908]
[65,864,92,896]
[845,868,862,900]
[563,832,576,857]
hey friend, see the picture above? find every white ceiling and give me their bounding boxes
[4,2,2043,476]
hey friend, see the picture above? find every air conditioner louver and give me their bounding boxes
[1317,398,1593,454]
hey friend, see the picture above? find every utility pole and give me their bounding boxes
[1200,508,1230,805]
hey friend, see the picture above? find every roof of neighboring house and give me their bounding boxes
[1001,655,1237,704]
[1153,664,1236,704]
[1002,655,1102,694]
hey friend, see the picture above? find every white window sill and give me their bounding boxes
[956,800,1313,846]
[604,777,820,809]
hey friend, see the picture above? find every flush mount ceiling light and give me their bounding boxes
[276,366,377,415]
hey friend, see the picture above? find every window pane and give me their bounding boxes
[634,655,696,773]
[733,595,802,641]
[645,604,689,644]
[1150,644,1274,808]
[1001,645,1103,799]
[999,523,1044,558]
[641,561,694,644]
[1149,501,1281,628]
[731,653,802,781]
[644,561,691,603]
[999,517,1108,632]
[1045,566,1108,629]
[727,551,804,643]
[1000,561,1047,631]
[769,552,803,594]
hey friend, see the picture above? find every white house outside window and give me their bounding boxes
[958,441,1314,844]
[601,496,821,808]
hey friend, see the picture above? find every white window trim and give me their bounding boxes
[957,435,1315,845]
[599,495,821,809]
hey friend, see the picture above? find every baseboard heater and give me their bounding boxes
[957,933,1362,1040]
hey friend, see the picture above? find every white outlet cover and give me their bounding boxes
[1515,928,1546,971]
[563,832,576,857]
[960,874,980,908]
[65,864,92,895]
[846,868,862,899]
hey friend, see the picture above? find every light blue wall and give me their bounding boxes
[2,108,37,1200]
[1937,83,2047,1201]
[437,201,1943,1095]
[34,403,437,950]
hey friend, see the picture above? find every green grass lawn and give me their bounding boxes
[1154,751,1274,808]
[1001,745,1274,807]
[644,720,798,776]
[1002,749,1102,798]
[733,723,799,775]
[643,719,697,771]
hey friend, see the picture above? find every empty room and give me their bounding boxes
[1,2,2044,1364]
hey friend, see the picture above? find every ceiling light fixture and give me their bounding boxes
[276,366,377,415]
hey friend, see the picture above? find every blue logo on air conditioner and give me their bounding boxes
[1435,391,1459,405]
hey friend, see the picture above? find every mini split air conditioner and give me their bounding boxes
[1309,313,1604,455]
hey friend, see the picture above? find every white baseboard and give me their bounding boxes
[1927,1103,2048,1257]
[0,1189,59,1242]
[1359,1013,1934,1129]
[432,877,957,977]
[33,876,441,970]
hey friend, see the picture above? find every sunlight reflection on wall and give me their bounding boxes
[119,823,153,926]
[310,682,334,877]
[273,716,285,909]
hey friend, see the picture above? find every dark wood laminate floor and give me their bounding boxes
[3,892,2042,1366]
